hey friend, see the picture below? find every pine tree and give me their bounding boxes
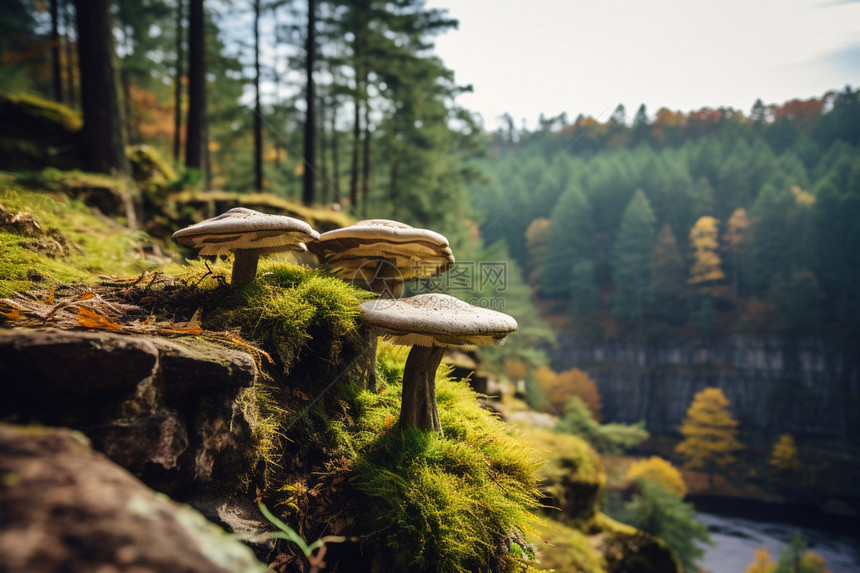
[651,223,687,324]
[569,260,599,322]
[539,183,593,299]
[769,434,801,473]
[675,387,743,487]
[612,189,657,322]
[724,208,749,301]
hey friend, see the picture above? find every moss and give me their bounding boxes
[328,343,545,573]
[0,92,82,140]
[0,185,163,295]
[515,425,606,524]
[529,518,606,573]
[206,260,372,370]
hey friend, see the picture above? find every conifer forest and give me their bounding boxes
[1,1,859,572]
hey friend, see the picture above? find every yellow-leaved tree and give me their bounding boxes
[769,433,801,473]
[556,367,602,422]
[744,547,776,573]
[625,456,688,498]
[689,216,725,287]
[675,387,743,487]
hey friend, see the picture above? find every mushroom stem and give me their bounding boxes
[231,249,260,286]
[367,257,404,298]
[399,345,445,433]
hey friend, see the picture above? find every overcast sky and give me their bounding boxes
[424,0,860,129]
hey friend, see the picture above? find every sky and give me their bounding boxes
[424,0,860,130]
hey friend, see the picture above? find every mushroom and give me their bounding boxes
[307,219,454,297]
[360,293,517,432]
[309,219,455,391]
[172,207,320,286]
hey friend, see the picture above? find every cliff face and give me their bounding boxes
[551,334,860,442]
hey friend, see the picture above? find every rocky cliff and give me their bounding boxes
[551,333,860,443]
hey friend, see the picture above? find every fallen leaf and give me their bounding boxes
[77,307,122,331]
[77,292,96,301]
[0,306,22,320]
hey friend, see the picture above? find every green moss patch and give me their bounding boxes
[275,342,545,573]
[0,184,163,295]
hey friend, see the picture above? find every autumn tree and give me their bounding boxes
[769,434,801,473]
[556,367,602,421]
[612,189,657,322]
[675,387,743,487]
[745,547,777,573]
[625,456,688,498]
[688,216,725,287]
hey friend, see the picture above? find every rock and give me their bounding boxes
[0,423,268,573]
[0,328,258,493]
[0,328,160,396]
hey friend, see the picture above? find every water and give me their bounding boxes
[692,498,860,573]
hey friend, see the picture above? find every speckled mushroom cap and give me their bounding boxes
[308,219,455,281]
[172,207,319,256]
[360,293,517,348]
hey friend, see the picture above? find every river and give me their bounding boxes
[692,497,860,573]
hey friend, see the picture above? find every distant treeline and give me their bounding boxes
[473,88,860,340]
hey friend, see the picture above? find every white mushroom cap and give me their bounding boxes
[172,207,319,256]
[309,219,455,281]
[361,293,518,348]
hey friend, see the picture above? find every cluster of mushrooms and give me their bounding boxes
[173,208,517,433]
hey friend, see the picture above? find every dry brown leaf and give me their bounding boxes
[167,308,203,335]
[77,307,122,331]
[77,292,96,301]
[0,306,22,320]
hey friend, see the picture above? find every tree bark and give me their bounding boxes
[302,0,316,206]
[350,89,360,207]
[253,0,263,191]
[75,0,129,176]
[331,94,341,204]
[173,0,184,163]
[318,88,329,204]
[185,0,206,171]
[360,95,371,217]
[63,0,76,109]
[399,345,444,433]
[50,0,63,103]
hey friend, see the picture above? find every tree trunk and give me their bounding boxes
[399,346,444,433]
[302,0,316,206]
[350,89,360,207]
[185,0,206,171]
[318,88,329,205]
[331,99,341,204]
[173,0,184,163]
[74,0,129,176]
[50,0,63,103]
[360,95,371,216]
[253,0,263,191]
[63,0,76,109]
